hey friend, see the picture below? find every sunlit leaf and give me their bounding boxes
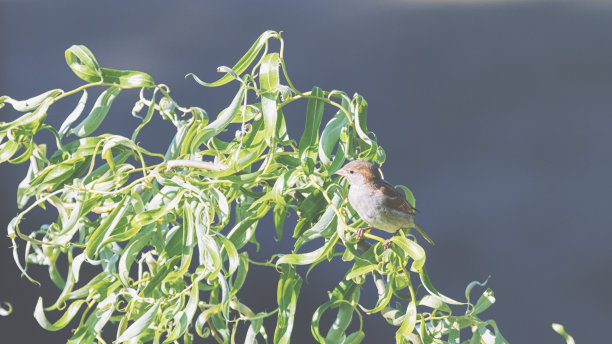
[274,265,302,344]
[552,323,575,344]
[65,45,102,82]
[0,89,62,112]
[473,288,495,315]
[187,30,279,87]
[0,302,13,316]
[100,67,155,88]
[85,196,129,259]
[59,90,88,138]
[277,233,338,266]
[72,86,121,137]
[298,86,325,159]
[5,96,54,138]
[34,298,87,331]
[395,301,417,342]
[116,301,160,342]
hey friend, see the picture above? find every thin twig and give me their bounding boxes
[206,318,224,344]
[166,159,228,171]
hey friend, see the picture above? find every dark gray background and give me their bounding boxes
[1,0,611,342]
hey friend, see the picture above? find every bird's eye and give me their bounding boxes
[349,170,354,174]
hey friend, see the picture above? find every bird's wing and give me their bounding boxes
[377,180,416,216]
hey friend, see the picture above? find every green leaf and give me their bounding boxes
[294,188,326,230]
[59,90,88,138]
[448,319,461,344]
[0,141,21,163]
[245,317,264,344]
[418,266,464,306]
[5,96,54,137]
[395,301,417,342]
[352,94,377,160]
[131,89,157,141]
[199,234,222,281]
[186,84,245,153]
[295,194,342,250]
[390,235,426,272]
[231,104,259,123]
[261,92,278,146]
[277,233,338,266]
[51,136,103,161]
[311,301,333,343]
[85,196,129,259]
[464,276,490,305]
[325,303,355,343]
[210,187,230,226]
[312,280,360,344]
[8,139,34,164]
[116,301,160,342]
[319,95,350,167]
[68,292,118,343]
[298,86,325,159]
[260,53,281,93]
[274,265,302,344]
[72,86,121,137]
[226,203,267,250]
[365,273,394,314]
[130,190,183,230]
[187,30,279,87]
[0,89,62,112]
[0,302,12,316]
[395,185,416,209]
[345,331,365,344]
[477,320,509,344]
[217,235,240,276]
[552,323,575,344]
[320,118,348,172]
[346,264,378,280]
[118,227,154,286]
[163,277,200,343]
[34,298,87,331]
[417,295,451,313]
[274,204,288,241]
[473,288,495,315]
[26,156,87,196]
[65,45,102,83]
[141,256,180,297]
[100,67,155,88]
[16,145,45,208]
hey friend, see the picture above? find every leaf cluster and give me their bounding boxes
[1,31,509,343]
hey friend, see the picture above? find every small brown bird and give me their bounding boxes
[335,160,434,248]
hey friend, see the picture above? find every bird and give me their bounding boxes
[335,160,434,249]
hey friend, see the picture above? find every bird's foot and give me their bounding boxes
[355,226,374,241]
[383,238,393,250]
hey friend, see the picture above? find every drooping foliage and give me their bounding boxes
[0,31,510,343]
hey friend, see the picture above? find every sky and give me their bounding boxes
[1,0,611,342]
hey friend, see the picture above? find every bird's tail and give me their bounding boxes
[414,223,435,245]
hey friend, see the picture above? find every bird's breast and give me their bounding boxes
[348,185,406,233]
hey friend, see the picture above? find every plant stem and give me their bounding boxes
[166,159,228,171]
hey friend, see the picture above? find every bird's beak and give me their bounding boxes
[335,167,348,177]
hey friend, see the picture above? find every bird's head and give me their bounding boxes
[335,160,382,185]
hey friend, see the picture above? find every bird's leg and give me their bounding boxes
[383,238,393,250]
[383,230,402,250]
[355,226,374,241]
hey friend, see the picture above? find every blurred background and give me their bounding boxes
[1,0,611,342]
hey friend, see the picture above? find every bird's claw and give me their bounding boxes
[383,239,392,250]
[355,227,373,241]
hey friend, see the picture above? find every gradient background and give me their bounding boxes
[1,0,611,342]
